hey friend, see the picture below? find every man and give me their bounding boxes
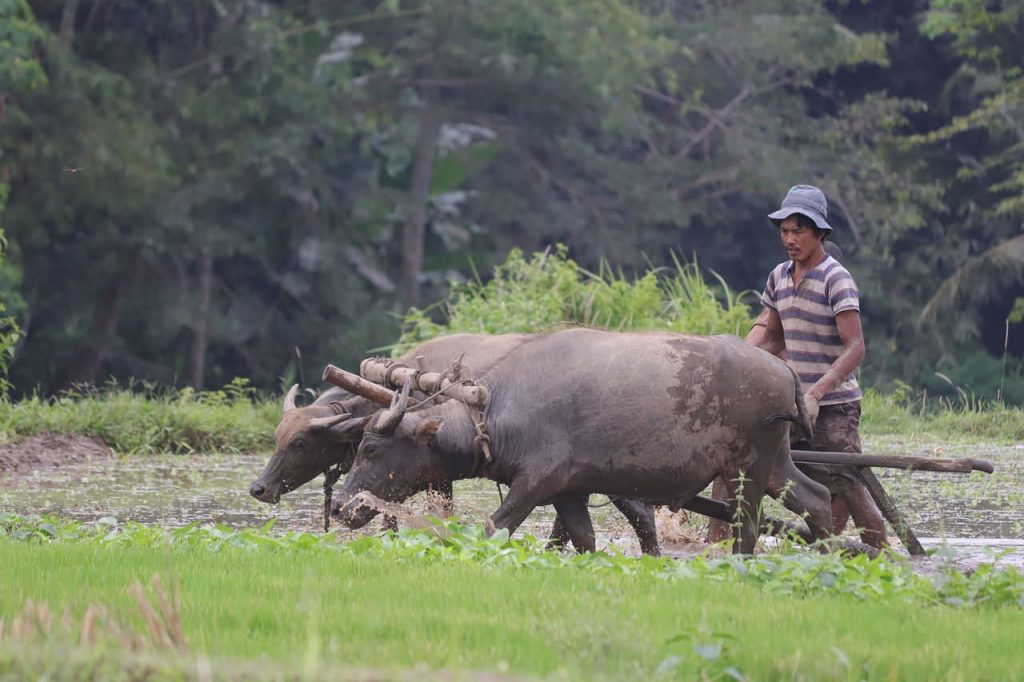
[707,186,887,548]
[744,240,843,352]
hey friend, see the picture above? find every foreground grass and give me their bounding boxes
[2,517,1023,680]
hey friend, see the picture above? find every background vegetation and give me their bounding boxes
[1,0,1023,403]
[3,247,1023,453]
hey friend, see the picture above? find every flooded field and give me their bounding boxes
[1,434,1021,568]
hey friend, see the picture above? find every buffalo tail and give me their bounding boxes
[762,365,813,440]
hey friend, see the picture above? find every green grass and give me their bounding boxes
[860,389,1024,442]
[2,517,1023,680]
[3,381,1023,457]
[0,380,279,454]
[8,543,1020,681]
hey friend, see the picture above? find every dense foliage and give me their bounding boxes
[1,1,1022,401]
[396,245,754,351]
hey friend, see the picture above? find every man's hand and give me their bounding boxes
[803,393,821,432]
[806,365,843,431]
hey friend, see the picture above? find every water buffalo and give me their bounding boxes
[332,329,834,554]
[249,333,528,505]
[249,332,661,555]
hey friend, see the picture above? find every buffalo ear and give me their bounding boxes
[327,415,371,441]
[413,417,443,445]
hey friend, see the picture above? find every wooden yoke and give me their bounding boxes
[360,357,489,407]
[322,364,411,407]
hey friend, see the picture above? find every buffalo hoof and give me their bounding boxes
[833,537,882,559]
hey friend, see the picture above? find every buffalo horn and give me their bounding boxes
[309,412,354,431]
[283,384,299,413]
[374,378,412,435]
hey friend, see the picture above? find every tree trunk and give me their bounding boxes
[186,252,214,389]
[400,86,441,308]
[51,256,139,393]
[59,0,81,50]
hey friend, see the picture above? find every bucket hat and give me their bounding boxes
[768,184,833,233]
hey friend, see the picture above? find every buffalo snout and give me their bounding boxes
[331,492,379,529]
[249,479,281,504]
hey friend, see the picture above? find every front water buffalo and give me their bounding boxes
[249,332,661,555]
[333,329,834,554]
[248,385,377,504]
[249,333,528,504]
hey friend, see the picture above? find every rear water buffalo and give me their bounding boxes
[249,332,661,555]
[333,329,834,554]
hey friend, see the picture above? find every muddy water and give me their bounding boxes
[1,436,1021,567]
[855,436,1024,570]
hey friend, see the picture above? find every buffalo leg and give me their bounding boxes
[706,476,734,543]
[735,479,766,555]
[733,442,778,554]
[679,495,816,543]
[546,514,571,552]
[767,456,833,541]
[487,481,543,538]
[611,498,660,556]
[552,497,596,553]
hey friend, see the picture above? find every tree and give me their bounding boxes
[913,1,1024,356]
[0,0,47,393]
[322,0,671,306]
[4,1,387,391]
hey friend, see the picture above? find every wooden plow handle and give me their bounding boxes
[791,449,994,474]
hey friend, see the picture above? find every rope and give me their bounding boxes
[407,378,478,411]
[383,361,410,388]
[472,417,492,464]
[587,495,618,509]
[322,463,344,533]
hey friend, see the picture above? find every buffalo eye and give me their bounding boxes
[291,437,306,451]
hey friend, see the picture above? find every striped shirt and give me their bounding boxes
[761,256,862,405]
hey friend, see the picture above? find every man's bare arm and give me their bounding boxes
[806,309,865,401]
[747,306,787,357]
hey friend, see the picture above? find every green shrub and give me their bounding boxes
[0,380,278,453]
[395,245,755,353]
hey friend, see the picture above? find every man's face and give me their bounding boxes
[778,216,822,265]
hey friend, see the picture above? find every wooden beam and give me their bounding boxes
[856,467,926,556]
[792,449,993,474]
[322,364,409,408]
